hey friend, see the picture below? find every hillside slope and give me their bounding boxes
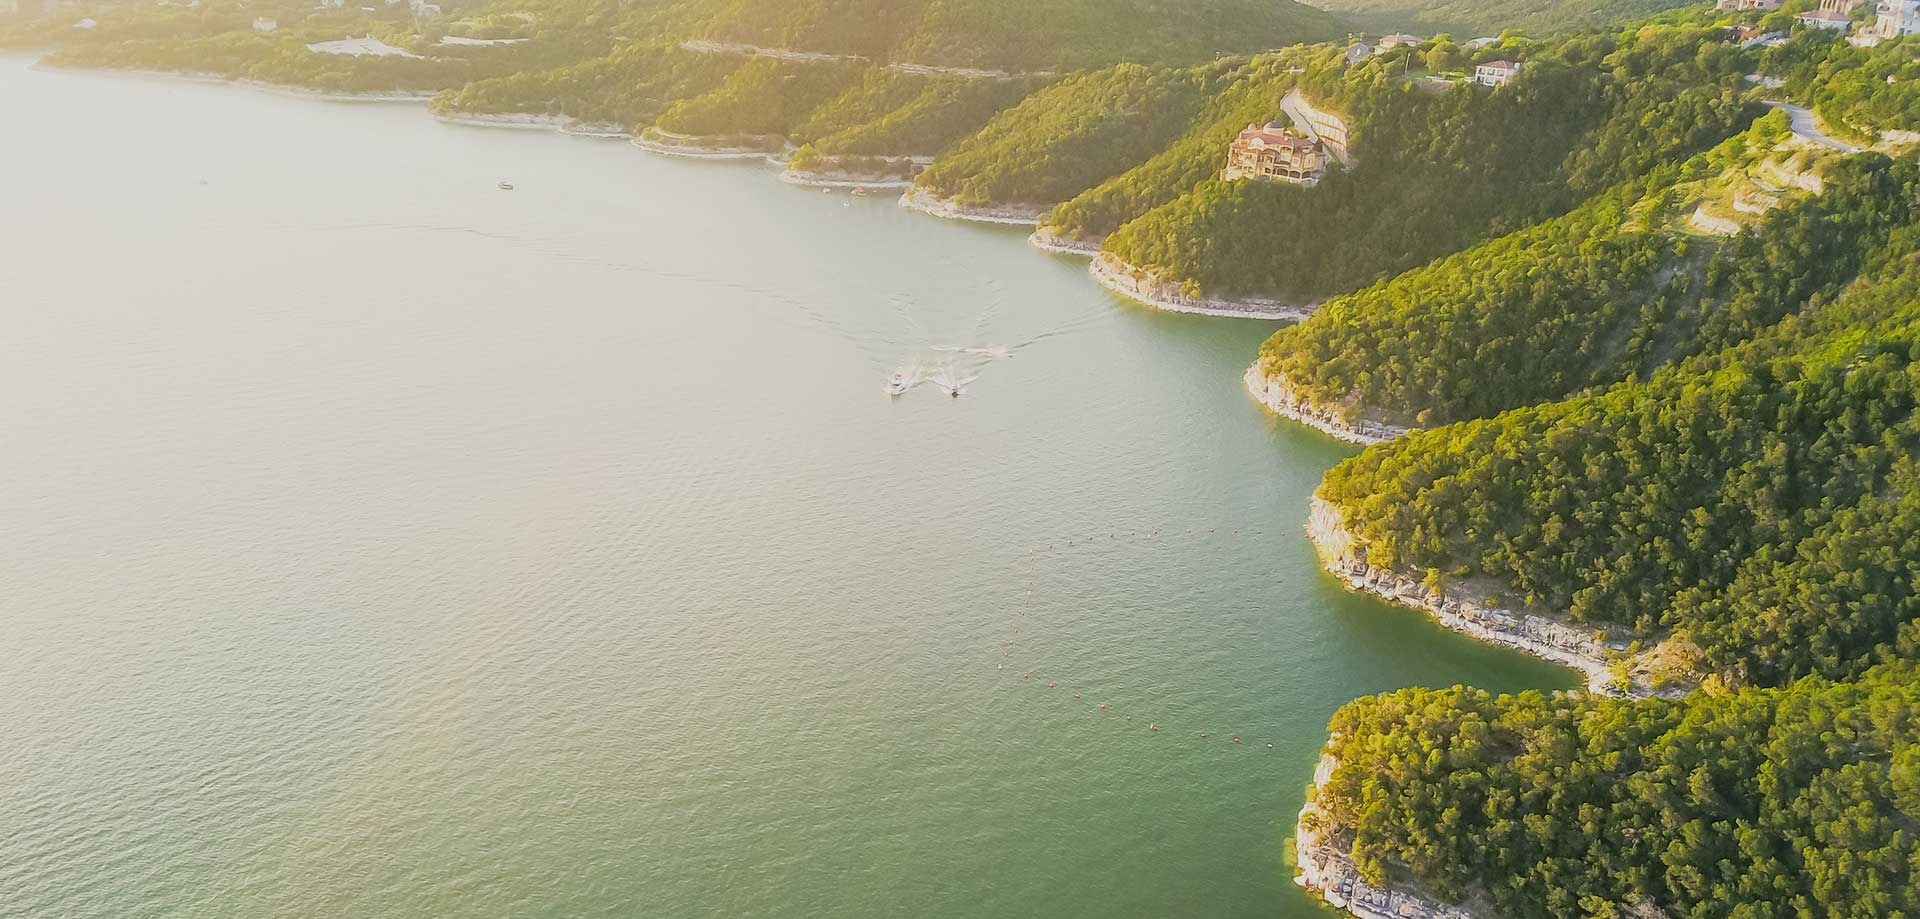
[1303,0,1697,36]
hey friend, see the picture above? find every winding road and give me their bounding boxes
[1762,100,1864,154]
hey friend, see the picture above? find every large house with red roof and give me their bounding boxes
[1223,121,1329,186]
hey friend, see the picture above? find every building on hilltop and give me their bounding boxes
[1343,42,1374,66]
[1717,0,1783,9]
[252,16,276,30]
[1470,60,1523,87]
[1874,0,1920,37]
[1377,33,1423,50]
[1223,122,1328,186]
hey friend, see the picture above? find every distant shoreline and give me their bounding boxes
[434,111,629,137]
[35,62,436,102]
[1028,226,1104,256]
[898,187,1047,225]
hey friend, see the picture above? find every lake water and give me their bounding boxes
[0,57,1571,918]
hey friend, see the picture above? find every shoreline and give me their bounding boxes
[1305,496,1627,695]
[781,169,915,189]
[781,155,931,189]
[434,111,629,137]
[898,187,1046,225]
[632,129,790,161]
[1029,225,1104,256]
[1091,253,1314,321]
[39,63,437,102]
[1243,362,1408,445]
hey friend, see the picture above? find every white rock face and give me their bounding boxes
[1306,496,1625,694]
[1090,254,1316,320]
[1243,362,1407,445]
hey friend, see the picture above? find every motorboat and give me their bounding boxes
[885,371,914,396]
[498,181,515,190]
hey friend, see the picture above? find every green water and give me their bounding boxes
[0,59,1572,918]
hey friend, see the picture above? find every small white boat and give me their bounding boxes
[884,371,914,396]
[498,181,515,190]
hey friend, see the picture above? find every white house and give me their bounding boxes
[1798,8,1853,27]
[1470,60,1524,87]
[1377,33,1423,50]
[252,16,277,31]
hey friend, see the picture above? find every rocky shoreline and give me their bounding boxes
[435,111,628,136]
[1091,253,1315,320]
[1306,496,1628,695]
[781,169,915,189]
[1243,361,1408,445]
[1028,225,1104,256]
[781,155,931,189]
[1295,753,1484,919]
[633,128,790,160]
[898,187,1046,225]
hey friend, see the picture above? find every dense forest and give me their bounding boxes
[1318,194,1920,683]
[1310,662,1920,919]
[1256,118,1916,427]
[1039,52,1308,242]
[433,41,741,127]
[1257,18,1920,919]
[644,0,1344,69]
[1097,27,1758,303]
[913,63,1212,206]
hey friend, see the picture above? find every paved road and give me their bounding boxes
[1763,100,1864,154]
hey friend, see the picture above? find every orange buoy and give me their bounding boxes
[1233,737,1242,744]
[1125,716,1132,721]
[1023,673,1030,679]
[1098,703,1107,709]
[1073,693,1081,699]
[1048,682,1055,688]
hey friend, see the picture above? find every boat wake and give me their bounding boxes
[886,347,996,399]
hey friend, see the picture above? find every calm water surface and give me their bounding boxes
[0,57,1570,918]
